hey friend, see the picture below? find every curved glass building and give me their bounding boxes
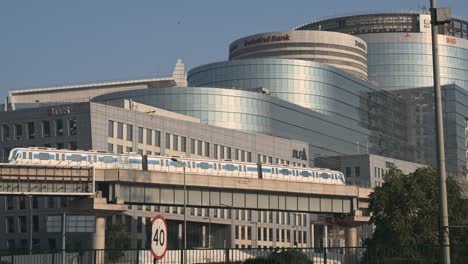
[94,60,415,162]
[295,12,468,91]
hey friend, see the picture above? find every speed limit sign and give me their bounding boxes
[151,215,168,260]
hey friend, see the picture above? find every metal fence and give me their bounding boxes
[0,245,466,264]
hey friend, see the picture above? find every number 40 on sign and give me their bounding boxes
[151,215,168,260]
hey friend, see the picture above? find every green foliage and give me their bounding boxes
[365,167,468,261]
[105,223,131,262]
[241,250,311,264]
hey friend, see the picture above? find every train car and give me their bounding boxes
[7,147,142,170]
[7,147,345,185]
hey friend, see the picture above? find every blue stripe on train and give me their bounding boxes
[147,160,160,165]
[247,167,257,172]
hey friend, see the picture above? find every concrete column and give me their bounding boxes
[310,224,314,248]
[92,215,106,250]
[202,225,206,248]
[323,225,328,247]
[345,226,358,248]
[345,226,358,264]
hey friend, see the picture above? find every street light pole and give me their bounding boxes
[171,158,187,264]
[429,1,451,263]
[221,203,234,248]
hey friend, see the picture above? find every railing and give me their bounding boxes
[0,245,467,264]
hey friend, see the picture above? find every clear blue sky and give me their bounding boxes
[0,0,466,94]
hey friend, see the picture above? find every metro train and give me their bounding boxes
[7,147,346,185]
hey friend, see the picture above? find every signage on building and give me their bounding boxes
[47,106,71,116]
[354,40,366,51]
[244,34,291,47]
[292,148,308,161]
[446,37,457,45]
[151,215,168,260]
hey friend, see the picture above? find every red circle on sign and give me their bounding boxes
[150,215,168,260]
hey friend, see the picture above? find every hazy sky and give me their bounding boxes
[1,0,466,94]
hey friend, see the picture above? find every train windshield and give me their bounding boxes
[8,149,19,162]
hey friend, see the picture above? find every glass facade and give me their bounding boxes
[395,84,468,185]
[94,84,415,163]
[360,33,468,91]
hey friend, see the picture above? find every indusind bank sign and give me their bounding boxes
[243,34,291,47]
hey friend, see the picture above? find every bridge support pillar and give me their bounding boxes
[92,215,106,250]
[345,226,358,264]
[202,225,207,248]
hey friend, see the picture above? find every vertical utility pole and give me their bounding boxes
[429,1,450,263]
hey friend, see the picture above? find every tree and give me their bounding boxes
[105,223,131,262]
[365,167,468,262]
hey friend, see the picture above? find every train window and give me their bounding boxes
[22,152,26,159]
[55,154,59,160]
[29,152,32,159]
[88,155,92,162]
[62,154,65,161]
[102,156,114,163]
[225,164,235,171]
[280,169,289,175]
[71,154,82,162]
[301,171,309,177]
[93,155,97,162]
[200,162,209,169]
[38,153,50,160]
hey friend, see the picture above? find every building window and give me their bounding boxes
[126,147,133,152]
[56,119,63,136]
[355,167,360,177]
[181,136,186,152]
[269,228,273,241]
[107,143,113,152]
[126,125,133,141]
[108,121,114,137]
[345,167,351,177]
[241,151,245,162]
[276,229,280,242]
[263,228,267,241]
[220,146,225,159]
[69,141,77,150]
[258,227,262,241]
[33,215,39,232]
[155,131,161,147]
[19,216,27,233]
[15,124,23,140]
[2,124,10,140]
[68,118,77,135]
[117,145,123,154]
[214,144,218,159]
[235,225,239,239]
[137,217,142,233]
[6,196,14,210]
[138,127,143,143]
[165,133,171,149]
[241,226,245,240]
[117,122,123,139]
[146,129,152,145]
[205,142,210,157]
[7,216,15,233]
[227,147,232,159]
[191,139,195,154]
[27,122,35,139]
[197,140,203,156]
[235,149,239,160]
[173,135,178,151]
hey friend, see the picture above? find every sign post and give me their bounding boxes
[151,215,168,261]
